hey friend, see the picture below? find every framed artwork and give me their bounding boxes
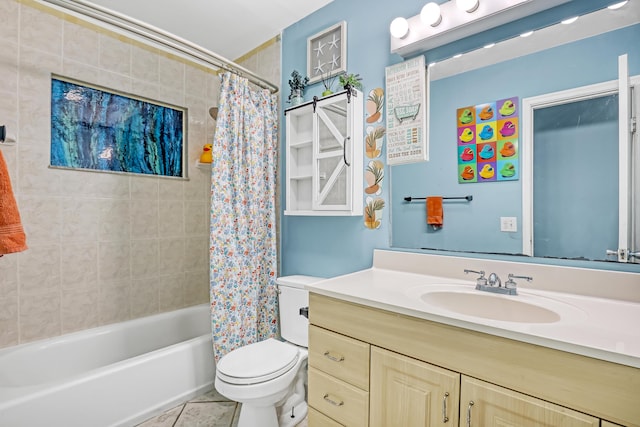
[307,21,347,84]
[50,75,187,178]
[385,56,429,165]
[456,96,519,183]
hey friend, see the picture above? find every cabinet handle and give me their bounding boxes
[323,351,345,362]
[442,392,450,423]
[343,136,351,166]
[323,393,344,406]
[466,401,474,427]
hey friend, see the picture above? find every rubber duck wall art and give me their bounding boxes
[479,105,494,121]
[479,124,494,141]
[461,166,475,181]
[460,147,474,162]
[500,121,516,137]
[479,144,494,160]
[479,164,495,179]
[458,108,474,125]
[499,100,516,117]
[459,128,474,143]
[500,141,516,157]
[500,162,516,178]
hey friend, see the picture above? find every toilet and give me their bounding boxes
[214,275,323,427]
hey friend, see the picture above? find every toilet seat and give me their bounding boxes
[216,338,299,385]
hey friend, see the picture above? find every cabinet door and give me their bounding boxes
[313,95,353,211]
[461,376,599,427]
[370,347,460,427]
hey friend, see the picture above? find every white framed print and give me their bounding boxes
[385,56,430,165]
[307,21,347,84]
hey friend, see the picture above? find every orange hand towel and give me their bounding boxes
[0,151,27,255]
[426,196,443,227]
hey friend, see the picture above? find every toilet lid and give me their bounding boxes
[216,338,299,385]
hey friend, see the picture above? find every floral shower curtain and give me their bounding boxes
[209,72,279,361]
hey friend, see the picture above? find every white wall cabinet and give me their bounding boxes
[284,90,363,216]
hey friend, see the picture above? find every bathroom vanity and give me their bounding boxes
[306,250,640,427]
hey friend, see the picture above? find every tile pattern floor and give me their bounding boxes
[136,388,240,427]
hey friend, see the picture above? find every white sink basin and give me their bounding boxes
[405,285,587,324]
[421,291,560,323]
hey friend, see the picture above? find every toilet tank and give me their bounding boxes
[277,275,324,347]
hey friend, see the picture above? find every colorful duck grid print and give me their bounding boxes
[456,97,519,183]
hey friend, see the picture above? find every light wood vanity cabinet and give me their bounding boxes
[308,325,370,427]
[308,293,640,427]
[370,347,460,426]
[460,376,598,426]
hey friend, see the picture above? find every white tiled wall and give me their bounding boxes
[0,0,218,348]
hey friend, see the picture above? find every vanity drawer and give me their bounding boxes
[309,325,370,390]
[308,367,369,427]
[308,407,344,426]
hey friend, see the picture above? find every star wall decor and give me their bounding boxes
[307,21,347,84]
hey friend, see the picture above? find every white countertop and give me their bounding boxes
[306,266,640,369]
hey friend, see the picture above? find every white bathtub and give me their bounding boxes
[0,304,215,427]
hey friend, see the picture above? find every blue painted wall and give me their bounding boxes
[280,0,640,277]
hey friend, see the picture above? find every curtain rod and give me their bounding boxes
[37,0,280,94]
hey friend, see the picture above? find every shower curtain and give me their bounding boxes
[209,72,279,361]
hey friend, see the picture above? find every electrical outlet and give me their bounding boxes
[500,216,517,232]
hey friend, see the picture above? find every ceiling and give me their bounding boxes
[87,0,334,61]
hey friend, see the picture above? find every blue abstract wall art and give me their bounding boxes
[51,76,186,178]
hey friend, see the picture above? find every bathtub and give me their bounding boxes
[0,303,215,427]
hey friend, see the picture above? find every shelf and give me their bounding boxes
[195,160,212,169]
[290,139,313,149]
[284,209,364,217]
[290,174,312,180]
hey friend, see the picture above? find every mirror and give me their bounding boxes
[390,5,639,266]
[532,94,619,261]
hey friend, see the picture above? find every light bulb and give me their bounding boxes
[390,17,409,39]
[561,16,578,25]
[520,30,534,38]
[420,2,442,27]
[607,1,628,9]
[456,0,479,13]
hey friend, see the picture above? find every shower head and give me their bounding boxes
[209,107,218,120]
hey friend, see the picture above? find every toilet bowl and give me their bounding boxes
[214,275,324,427]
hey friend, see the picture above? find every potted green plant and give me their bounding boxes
[339,73,363,91]
[321,71,338,97]
[288,70,309,105]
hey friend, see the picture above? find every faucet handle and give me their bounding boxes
[505,273,533,289]
[464,269,487,286]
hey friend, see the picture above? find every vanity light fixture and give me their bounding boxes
[390,0,572,58]
[456,0,480,13]
[390,17,410,39]
[608,1,628,9]
[420,2,442,27]
[561,16,579,24]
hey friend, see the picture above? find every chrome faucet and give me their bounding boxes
[465,269,520,295]
[487,273,501,288]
